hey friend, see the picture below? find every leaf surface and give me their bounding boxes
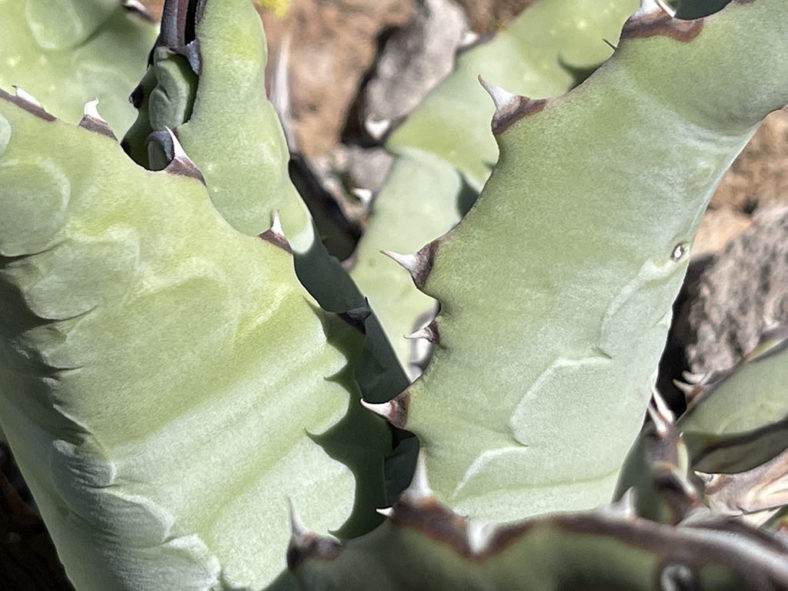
[0,0,156,135]
[0,91,388,590]
[370,0,788,521]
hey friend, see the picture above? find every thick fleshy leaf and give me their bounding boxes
[122,2,413,497]
[386,0,639,187]
[0,91,388,590]
[289,479,788,590]
[0,0,156,135]
[123,0,310,243]
[679,326,788,473]
[366,0,788,521]
[350,151,463,373]
[618,329,788,525]
[351,0,639,371]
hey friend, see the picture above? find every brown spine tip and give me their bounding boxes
[600,489,638,521]
[478,76,547,135]
[337,300,372,332]
[78,100,117,140]
[286,498,342,570]
[258,211,292,253]
[382,240,438,291]
[645,388,676,438]
[620,8,703,42]
[360,389,410,429]
[681,370,706,385]
[388,496,471,555]
[161,127,205,183]
[0,87,56,121]
[672,379,702,403]
[388,454,472,554]
[400,452,433,504]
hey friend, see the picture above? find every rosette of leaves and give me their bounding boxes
[0,0,787,589]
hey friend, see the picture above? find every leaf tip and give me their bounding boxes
[647,388,676,437]
[365,117,391,141]
[286,497,311,545]
[286,498,342,570]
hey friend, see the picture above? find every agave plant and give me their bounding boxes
[0,0,786,589]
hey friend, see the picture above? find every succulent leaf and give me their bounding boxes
[0,90,389,590]
[679,325,788,473]
[386,0,640,186]
[0,0,156,135]
[123,0,311,244]
[351,0,640,372]
[615,393,703,524]
[23,0,119,50]
[289,487,788,590]
[123,0,409,402]
[381,0,788,521]
[2,0,788,588]
[619,328,788,525]
[349,151,461,374]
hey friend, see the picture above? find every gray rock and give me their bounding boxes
[683,204,788,374]
[343,144,395,193]
[363,0,468,129]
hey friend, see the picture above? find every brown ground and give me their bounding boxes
[142,0,788,252]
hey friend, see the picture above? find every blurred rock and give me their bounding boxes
[361,0,468,131]
[343,145,395,194]
[711,108,788,212]
[692,207,753,259]
[264,0,415,156]
[680,204,788,374]
[453,0,535,33]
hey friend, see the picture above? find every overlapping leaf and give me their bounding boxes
[366,0,788,521]
[0,0,156,135]
[350,0,640,371]
[0,91,387,590]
